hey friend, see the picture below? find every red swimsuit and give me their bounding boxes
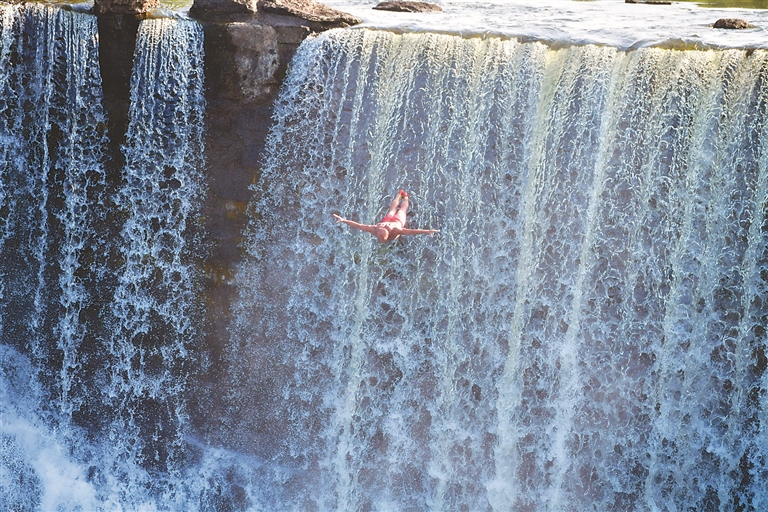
[379,215,402,224]
[377,215,403,241]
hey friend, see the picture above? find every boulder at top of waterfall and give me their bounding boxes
[190,0,258,15]
[94,0,158,14]
[373,1,442,12]
[257,0,362,26]
[713,18,749,29]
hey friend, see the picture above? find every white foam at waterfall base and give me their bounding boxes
[0,343,192,511]
[0,346,111,511]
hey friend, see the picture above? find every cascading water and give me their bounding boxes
[0,3,107,396]
[0,6,110,508]
[2,3,768,510]
[228,29,768,510]
[0,5,206,509]
[108,15,205,481]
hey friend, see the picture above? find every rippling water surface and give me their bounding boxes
[326,0,768,49]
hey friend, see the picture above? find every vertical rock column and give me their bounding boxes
[186,1,360,435]
[97,14,140,184]
[196,18,307,372]
[95,0,157,180]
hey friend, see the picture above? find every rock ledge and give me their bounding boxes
[258,0,362,26]
[373,1,442,12]
[94,0,158,14]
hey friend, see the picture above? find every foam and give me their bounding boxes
[325,0,768,50]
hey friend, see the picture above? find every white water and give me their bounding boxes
[0,6,208,510]
[108,16,206,477]
[0,1,106,389]
[228,29,768,510]
[2,2,768,511]
[325,0,768,50]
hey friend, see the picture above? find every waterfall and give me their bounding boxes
[230,29,768,511]
[2,5,768,509]
[108,16,205,480]
[0,2,106,399]
[0,6,206,509]
[0,5,109,509]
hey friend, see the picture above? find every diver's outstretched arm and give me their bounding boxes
[333,214,376,234]
[395,227,439,237]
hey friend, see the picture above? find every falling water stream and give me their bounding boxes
[231,30,768,511]
[0,5,206,509]
[1,3,767,511]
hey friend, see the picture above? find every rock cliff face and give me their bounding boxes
[194,13,322,368]
[98,14,141,184]
[195,7,360,415]
[94,0,158,14]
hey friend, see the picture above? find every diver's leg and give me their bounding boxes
[385,192,401,217]
[396,193,409,225]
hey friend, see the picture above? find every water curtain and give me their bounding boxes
[234,29,768,511]
[0,8,206,508]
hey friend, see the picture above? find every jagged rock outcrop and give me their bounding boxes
[189,0,258,15]
[373,1,442,12]
[204,22,285,102]
[257,0,362,27]
[189,0,361,27]
[713,18,749,29]
[94,0,158,15]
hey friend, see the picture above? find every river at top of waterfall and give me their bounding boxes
[324,0,768,50]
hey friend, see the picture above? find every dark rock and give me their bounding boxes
[97,14,141,182]
[209,22,281,102]
[625,0,671,4]
[194,16,316,419]
[373,1,442,12]
[713,18,749,29]
[93,0,158,15]
[189,0,258,15]
[257,0,362,27]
